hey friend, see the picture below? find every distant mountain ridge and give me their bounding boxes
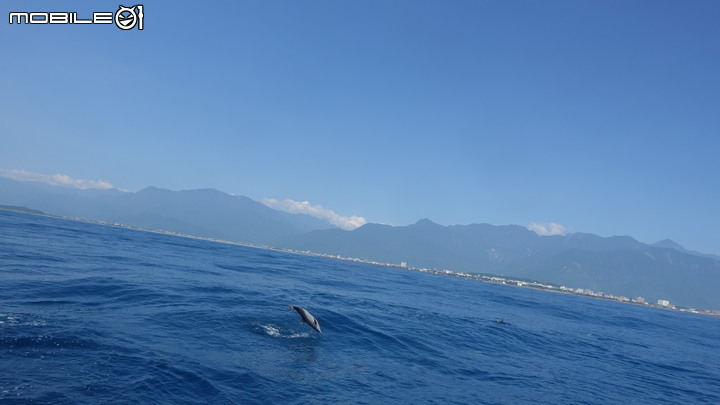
[0,177,335,245]
[652,239,720,261]
[278,219,720,310]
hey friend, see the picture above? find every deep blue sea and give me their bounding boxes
[1,210,720,404]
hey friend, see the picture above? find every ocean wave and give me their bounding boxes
[2,211,720,404]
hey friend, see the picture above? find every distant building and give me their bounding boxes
[658,299,670,307]
[634,297,646,304]
[400,262,408,268]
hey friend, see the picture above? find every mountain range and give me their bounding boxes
[1,177,718,310]
[278,219,720,309]
[0,177,334,245]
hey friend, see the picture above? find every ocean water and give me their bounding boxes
[1,210,719,404]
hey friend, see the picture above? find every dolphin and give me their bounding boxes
[289,305,322,334]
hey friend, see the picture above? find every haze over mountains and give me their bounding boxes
[1,177,719,310]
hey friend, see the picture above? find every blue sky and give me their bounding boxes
[1,1,719,253]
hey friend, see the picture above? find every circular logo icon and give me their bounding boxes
[114,5,138,30]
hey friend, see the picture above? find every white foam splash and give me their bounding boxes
[259,324,309,338]
[261,324,281,337]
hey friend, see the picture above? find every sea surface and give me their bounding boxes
[1,210,719,404]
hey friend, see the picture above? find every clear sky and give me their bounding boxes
[2,1,719,254]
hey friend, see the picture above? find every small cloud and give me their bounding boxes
[260,198,367,230]
[528,222,567,236]
[0,168,115,190]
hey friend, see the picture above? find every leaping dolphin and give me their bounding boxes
[289,305,322,334]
